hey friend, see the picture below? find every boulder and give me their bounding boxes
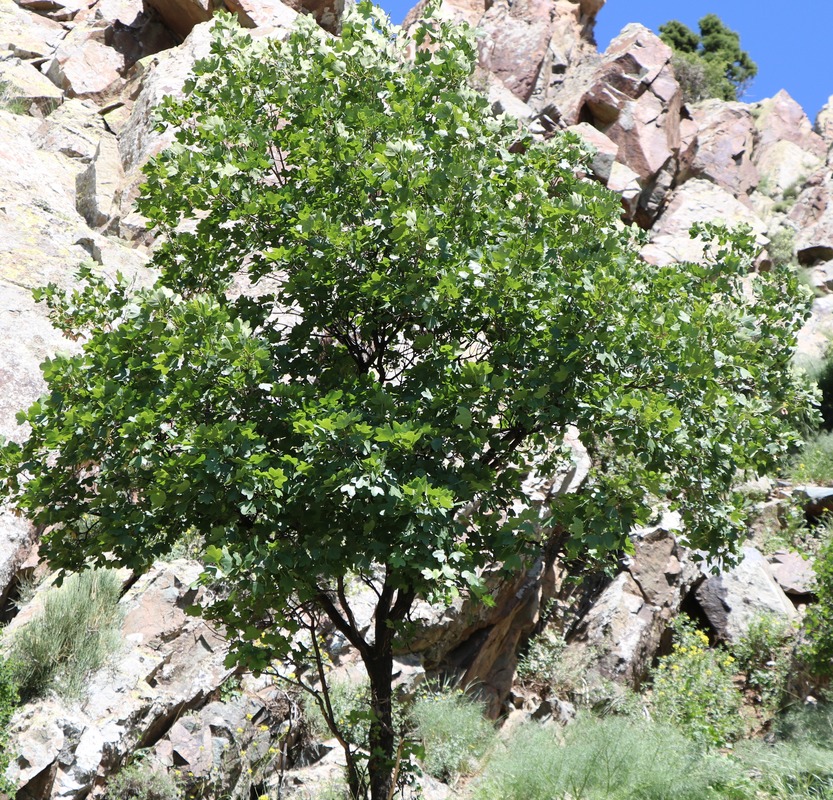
[477,0,563,104]
[565,121,618,183]
[808,261,833,294]
[694,546,797,644]
[538,24,682,223]
[796,294,833,363]
[0,0,66,59]
[568,572,658,684]
[789,168,833,265]
[642,178,767,266]
[405,555,561,719]
[33,98,109,162]
[815,94,833,144]
[224,0,299,30]
[75,132,124,229]
[147,682,295,800]
[577,25,681,183]
[768,551,815,597]
[280,0,346,34]
[0,58,63,116]
[143,0,216,39]
[0,511,38,621]
[566,516,696,685]
[756,139,822,199]
[685,99,757,198]
[402,0,486,29]
[16,0,89,22]
[606,160,641,216]
[44,24,127,100]
[754,90,826,164]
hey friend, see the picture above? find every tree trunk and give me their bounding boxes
[365,647,396,800]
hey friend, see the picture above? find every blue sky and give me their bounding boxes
[378,0,833,123]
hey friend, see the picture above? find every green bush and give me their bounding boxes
[0,656,20,794]
[813,355,833,432]
[789,432,833,485]
[733,613,795,716]
[8,569,124,700]
[104,763,182,800]
[303,678,372,748]
[409,686,496,783]
[473,715,751,800]
[650,616,744,747]
[768,227,797,269]
[801,535,833,677]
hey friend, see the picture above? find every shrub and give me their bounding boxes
[473,715,751,800]
[0,656,20,794]
[650,615,744,747]
[0,80,30,115]
[8,568,124,700]
[812,353,833,432]
[516,630,595,697]
[733,613,795,717]
[303,677,372,749]
[801,535,833,677]
[670,53,712,104]
[789,432,833,485]
[768,227,797,269]
[409,685,496,783]
[104,763,182,800]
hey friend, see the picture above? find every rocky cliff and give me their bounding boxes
[0,0,831,796]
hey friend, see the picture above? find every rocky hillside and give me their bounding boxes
[2,0,833,797]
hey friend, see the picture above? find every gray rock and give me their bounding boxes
[695,546,797,643]
[769,550,816,596]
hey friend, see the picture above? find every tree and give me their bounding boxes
[0,4,814,797]
[660,14,757,102]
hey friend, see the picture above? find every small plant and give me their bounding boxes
[784,180,803,202]
[409,684,496,784]
[733,613,795,718]
[218,674,243,703]
[473,715,751,800]
[104,762,182,800]
[650,615,744,747]
[7,568,124,700]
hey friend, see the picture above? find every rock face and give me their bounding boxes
[566,516,697,685]
[642,178,767,266]
[405,0,603,108]
[3,0,833,790]
[684,100,757,198]
[5,562,236,799]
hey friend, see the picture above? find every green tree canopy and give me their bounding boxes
[660,13,758,102]
[0,4,811,797]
